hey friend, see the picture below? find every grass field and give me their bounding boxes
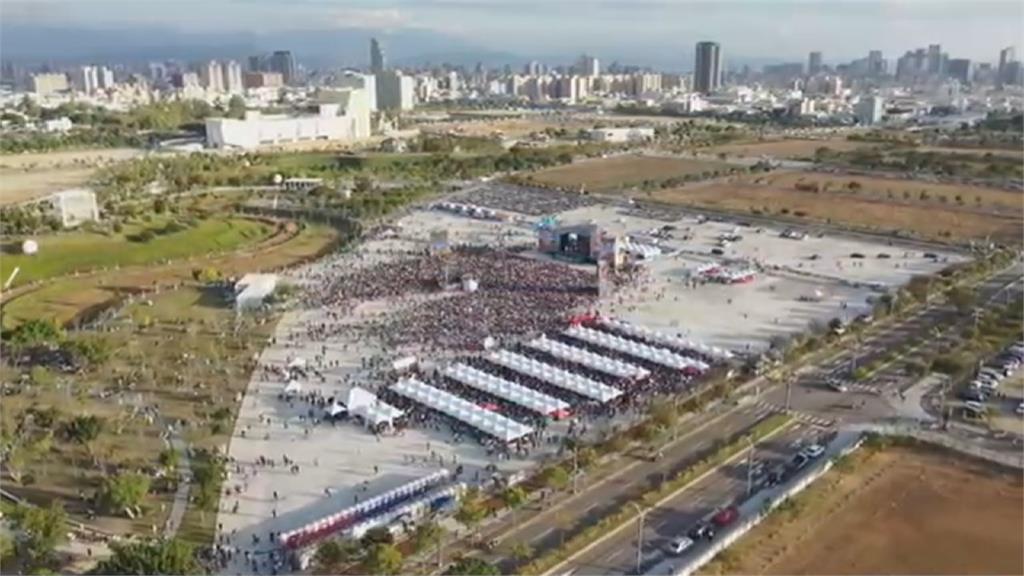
[648,171,1022,241]
[703,443,1023,575]
[529,154,733,191]
[1,217,273,288]
[1,222,337,329]
[704,138,874,159]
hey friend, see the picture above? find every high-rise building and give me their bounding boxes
[248,55,265,72]
[223,60,244,94]
[269,51,296,85]
[576,54,600,77]
[999,46,1017,86]
[946,58,972,84]
[524,61,543,76]
[856,95,884,125]
[201,60,225,92]
[243,72,283,89]
[370,38,386,73]
[98,67,115,89]
[808,51,823,75]
[867,50,885,77]
[693,41,722,94]
[73,66,99,93]
[376,70,415,110]
[927,44,942,74]
[335,72,377,111]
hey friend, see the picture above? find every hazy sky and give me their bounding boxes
[5,0,1023,61]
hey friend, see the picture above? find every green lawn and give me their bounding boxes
[1,217,272,288]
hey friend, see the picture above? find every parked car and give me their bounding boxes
[711,506,740,527]
[791,453,810,470]
[688,523,716,541]
[664,536,695,556]
[801,444,825,459]
[766,464,788,486]
[850,252,866,259]
[960,388,988,402]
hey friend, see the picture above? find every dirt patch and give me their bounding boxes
[649,171,1022,241]
[530,155,732,192]
[705,138,873,159]
[0,148,143,205]
[708,444,1024,576]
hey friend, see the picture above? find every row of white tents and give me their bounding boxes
[443,363,570,417]
[564,325,710,373]
[527,335,651,380]
[392,377,535,443]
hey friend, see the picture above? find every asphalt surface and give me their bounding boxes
[477,402,783,572]
[563,423,826,575]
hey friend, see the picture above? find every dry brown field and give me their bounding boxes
[705,138,874,159]
[530,154,732,191]
[705,444,1024,576]
[649,170,1022,240]
[0,148,143,205]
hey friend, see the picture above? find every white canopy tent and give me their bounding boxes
[488,350,623,403]
[598,318,734,361]
[564,325,709,372]
[391,377,534,442]
[284,380,303,395]
[346,387,404,428]
[527,335,649,380]
[443,363,569,416]
[325,402,347,418]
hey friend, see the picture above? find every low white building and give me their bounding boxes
[204,91,371,149]
[587,127,655,143]
[33,189,99,228]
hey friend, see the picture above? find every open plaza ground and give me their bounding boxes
[705,443,1024,575]
[216,182,965,571]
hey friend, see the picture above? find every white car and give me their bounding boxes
[1016,402,1024,416]
[665,536,695,556]
[801,444,826,459]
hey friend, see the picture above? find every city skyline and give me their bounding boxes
[3,0,1022,64]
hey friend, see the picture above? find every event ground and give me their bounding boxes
[216,186,963,570]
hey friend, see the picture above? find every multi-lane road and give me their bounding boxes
[561,422,824,575]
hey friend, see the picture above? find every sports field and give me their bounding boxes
[1,217,273,288]
[529,154,733,191]
[650,171,1022,241]
[705,443,1023,575]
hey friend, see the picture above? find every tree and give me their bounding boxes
[91,538,201,575]
[510,541,533,563]
[7,319,64,350]
[158,447,180,475]
[29,366,55,388]
[63,336,111,367]
[363,543,403,575]
[445,557,500,576]
[501,485,528,526]
[312,539,358,573]
[540,465,570,491]
[226,95,247,119]
[99,472,151,516]
[9,502,67,564]
[360,526,394,548]
[906,275,932,302]
[454,489,487,533]
[948,286,977,315]
[61,415,104,446]
[649,402,677,429]
[412,521,442,553]
[827,317,844,333]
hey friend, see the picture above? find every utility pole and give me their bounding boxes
[630,503,647,575]
[785,378,793,413]
[436,528,443,569]
[746,436,756,496]
[572,445,579,494]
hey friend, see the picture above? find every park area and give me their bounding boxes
[528,154,734,192]
[703,442,1024,576]
[1,221,337,329]
[649,170,1023,241]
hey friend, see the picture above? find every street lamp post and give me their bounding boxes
[629,503,648,575]
[745,436,756,496]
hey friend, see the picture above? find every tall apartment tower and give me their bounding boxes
[269,51,296,85]
[694,41,722,94]
[201,60,225,92]
[222,60,244,93]
[808,51,823,75]
[370,38,386,73]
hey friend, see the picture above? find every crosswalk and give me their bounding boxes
[749,399,836,428]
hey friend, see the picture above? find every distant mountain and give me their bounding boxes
[0,24,524,69]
